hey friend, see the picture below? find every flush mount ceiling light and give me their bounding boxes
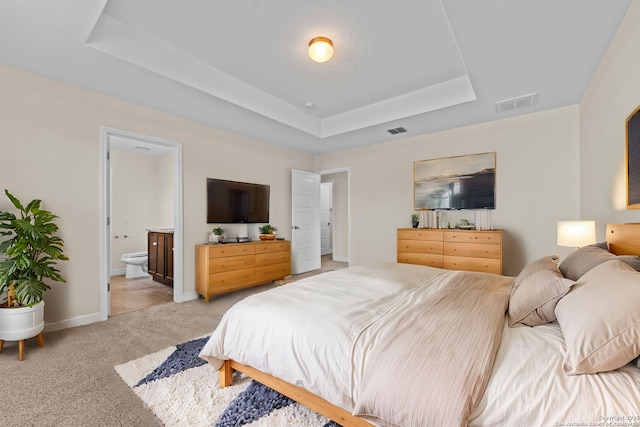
[308,37,333,63]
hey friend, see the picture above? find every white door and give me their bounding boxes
[291,169,321,274]
[320,182,332,256]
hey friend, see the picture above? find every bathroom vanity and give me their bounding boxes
[148,230,174,287]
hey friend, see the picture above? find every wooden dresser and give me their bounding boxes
[195,240,291,302]
[397,228,503,274]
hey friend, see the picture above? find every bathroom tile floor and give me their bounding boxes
[109,275,173,317]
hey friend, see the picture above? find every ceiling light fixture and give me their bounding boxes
[308,37,333,63]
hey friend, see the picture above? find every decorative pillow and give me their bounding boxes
[555,260,640,375]
[617,255,640,271]
[508,256,575,327]
[559,244,616,280]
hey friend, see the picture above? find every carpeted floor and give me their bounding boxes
[0,256,346,426]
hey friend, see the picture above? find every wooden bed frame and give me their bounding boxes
[218,223,640,427]
[219,359,373,427]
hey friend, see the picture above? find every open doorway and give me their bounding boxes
[99,127,184,321]
[320,168,349,264]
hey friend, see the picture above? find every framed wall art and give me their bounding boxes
[627,105,640,209]
[414,152,496,210]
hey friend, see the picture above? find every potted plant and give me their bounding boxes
[212,226,224,243]
[258,224,277,240]
[412,213,420,228]
[0,190,68,359]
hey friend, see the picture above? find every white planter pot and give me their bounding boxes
[0,301,45,341]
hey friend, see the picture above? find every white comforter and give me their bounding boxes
[200,263,640,426]
[200,263,449,413]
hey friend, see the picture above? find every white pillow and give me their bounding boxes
[555,260,640,375]
[508,256,574,327]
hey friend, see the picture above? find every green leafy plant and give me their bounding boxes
[411,213,419,222]
[0,190,68,307]
[259,224,277,234]
[212,226,224,236]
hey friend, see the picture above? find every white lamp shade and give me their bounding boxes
[557,220,596,248]
[308,37,333,63]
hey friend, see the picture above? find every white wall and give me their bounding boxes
[316,106,580,276]
[322,172,349,262]
[580,1,640,239]
[0,65,314,328]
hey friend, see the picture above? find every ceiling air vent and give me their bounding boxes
[387,127,407,135]
[494,93,537,113]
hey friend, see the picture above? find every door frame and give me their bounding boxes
[98,126,184,321]
[319,167,350,265]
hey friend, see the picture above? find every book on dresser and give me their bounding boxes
[397,228,503,275]
[195,240,291,302]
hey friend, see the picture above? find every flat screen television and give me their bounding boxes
[207,178,270,223]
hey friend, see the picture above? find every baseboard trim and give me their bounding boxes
[333,256,348,263]
[44,311,105,334]
[111,268,125,277]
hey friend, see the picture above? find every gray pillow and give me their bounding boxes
[559,245,615,280]
[617,255,640,271]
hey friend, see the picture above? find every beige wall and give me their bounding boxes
[580,1,640,238]
[0,65,314,329]
[315,106,580,276]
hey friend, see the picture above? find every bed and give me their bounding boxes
[199,223,640,426]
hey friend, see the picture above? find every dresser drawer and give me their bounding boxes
[255,263,290,282]
[209,244,255,258]
[397,239,443,255]
[397,253,443,268]
[210,269,256,290]
[443,256,501,274]
[255,251,290,266]
[397,229,443,241]
[443,231,502,245]
[209,255,255,272]
[255,241,290,254]
[443,242,501,259]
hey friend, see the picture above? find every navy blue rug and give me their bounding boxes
[115,336,343,426]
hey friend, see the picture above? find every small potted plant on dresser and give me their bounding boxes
[211,226,224,243]
[412,213,420,228]
[0,190,68,361]
[258,224,277,240]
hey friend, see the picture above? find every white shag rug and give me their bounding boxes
[114,336,336,427]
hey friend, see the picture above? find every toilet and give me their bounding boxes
[120,251,149,278]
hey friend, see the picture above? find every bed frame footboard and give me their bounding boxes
[218,359,372,427]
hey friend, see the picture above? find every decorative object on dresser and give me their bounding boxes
[148,230,174,287]
[411,213,419,228]
[258,224,277,240]
[397,228,503,274]
[210,226,224,243]
[414,152,496,210]
[195,240,290,302]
